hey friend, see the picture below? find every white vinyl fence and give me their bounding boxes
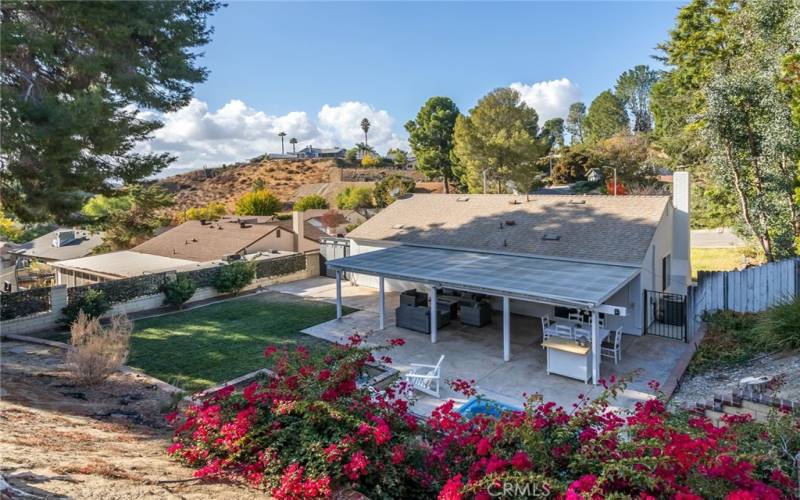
[693,258,799,316]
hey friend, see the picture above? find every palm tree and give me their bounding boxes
[360,118,370,146]
[278,131,287,154]
[289,137,298,156]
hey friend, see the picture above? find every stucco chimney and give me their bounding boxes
[672,172,691,287]
[292,211,304,252]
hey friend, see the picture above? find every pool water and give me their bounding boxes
[457,398,523,418]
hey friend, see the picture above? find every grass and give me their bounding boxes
[690,247,763,279]
[49,293,354,392]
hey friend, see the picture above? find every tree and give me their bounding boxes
[289,137,298,155]
[405,97,461,193]
[82,185,174,251]
[452,88,547,194]
[278,131,287,154]
[701,0,799,260]
[235,189,282,216]
[0,1,221,223]
[360,118,371,146]
[539,118,565,150]
[345,148,359,162]
[335,186,373,216]
[294,194,329,211]
[386,148,409,168]
[583,91,629,143]
[565,102,587,144]
[373,175,415,208]
[614,65,660,132]
[361,154,381,167]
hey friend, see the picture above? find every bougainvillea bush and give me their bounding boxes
[168,335,799,499]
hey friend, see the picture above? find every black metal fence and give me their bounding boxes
[643,289,688,342]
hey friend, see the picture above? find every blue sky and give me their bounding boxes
[142,1,685,175]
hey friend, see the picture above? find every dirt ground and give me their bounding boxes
[0,340,269,499]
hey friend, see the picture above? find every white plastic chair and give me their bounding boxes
[601,327,623,364]
[568,310,582,322]
[574,326,591,342]
[541,315,553,344]
[405,355,445,397]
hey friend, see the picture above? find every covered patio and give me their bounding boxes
[328,245,638,385]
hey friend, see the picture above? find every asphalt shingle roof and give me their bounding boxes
[347,194,670,265]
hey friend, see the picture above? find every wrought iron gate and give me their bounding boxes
[320,237,350,278]
[643,289,688,342]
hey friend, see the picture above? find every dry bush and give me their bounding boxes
[66,312,132,385]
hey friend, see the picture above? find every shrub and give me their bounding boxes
[373,174,415,208]
[335,186,373,212]
[66,312,132,385]
[293,194,328,211]
[162,275,198,309]
[182,202,226,222]
[235,189,282,216]
[360,154,381,167]
[168,336,799,499]
[753,296,800,350]
[212,261,255,295]
[61,288,111,325]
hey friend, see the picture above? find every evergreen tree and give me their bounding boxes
[583,91,629,143]
[405,97,460,193]
[565,102,586,144]
[1,1,221,223]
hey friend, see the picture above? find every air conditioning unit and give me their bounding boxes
[222,253,243,262]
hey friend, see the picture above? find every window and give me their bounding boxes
[276,229,281,238]
[662,254,671,291]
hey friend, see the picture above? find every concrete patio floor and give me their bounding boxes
[270,277,694,416]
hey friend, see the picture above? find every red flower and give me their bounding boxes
[725,491,759,500]
[476,438,491,456]
[167,442,183,455]
[391,445,405,465]
[510,451,532,471]
[438,474,464,500]
[323,443,342,463]
[389,338,406,346]
[317,369,331,382]
[343,451,369,481]
[263,346,278,358]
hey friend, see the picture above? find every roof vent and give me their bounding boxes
[508,199,521,205]
[505,220,516,226]
[542,234,561,241]
[568,200,586,205]
[391,224,404,229]
[456,196,469,202]
[240,222,251,229]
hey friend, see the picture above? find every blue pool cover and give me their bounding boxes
[457,398,523,419]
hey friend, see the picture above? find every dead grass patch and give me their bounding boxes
[56,459,141,481]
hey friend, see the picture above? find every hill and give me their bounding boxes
[158,158,434,217]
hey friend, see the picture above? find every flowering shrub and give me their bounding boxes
[169,337,799,499]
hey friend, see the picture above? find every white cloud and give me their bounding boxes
[139,98,407,177]
[509,78,581,123]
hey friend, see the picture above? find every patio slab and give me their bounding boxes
[274,277,694,415]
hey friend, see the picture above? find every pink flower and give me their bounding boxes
[167,442,183,455]
[343,451,369,481]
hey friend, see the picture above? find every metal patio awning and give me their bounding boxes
[327,245,639,308]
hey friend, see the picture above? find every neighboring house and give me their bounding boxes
[296,146,346,159]
[52,251,198,285]
[10,228,104,263]
[131,212,324,262]
[330,174,692,341]
[303,209,365,237]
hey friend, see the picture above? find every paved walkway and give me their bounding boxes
[271,277,695,416]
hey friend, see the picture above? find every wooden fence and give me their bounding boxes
[693,258,799,316]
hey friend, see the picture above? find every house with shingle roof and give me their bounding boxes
[328,174,692,349]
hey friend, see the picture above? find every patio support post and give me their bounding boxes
[335,270,342,320]
[430,286,437,344]
[591,309,599,385]
[378,276,385,330]
[502,296,510,361]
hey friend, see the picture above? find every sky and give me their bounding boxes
[140,1,685,176]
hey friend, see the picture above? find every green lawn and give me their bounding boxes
[691,247,763,279]
[121,293,352,392]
